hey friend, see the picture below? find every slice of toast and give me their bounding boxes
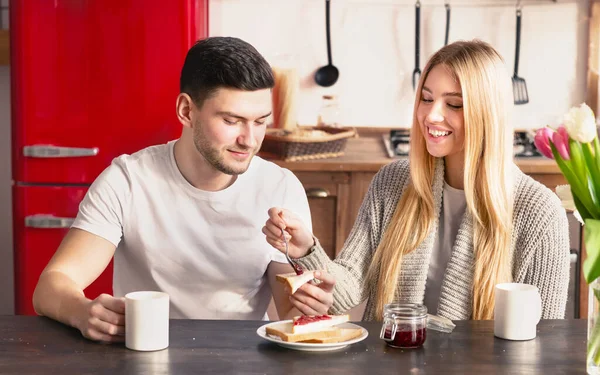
[292,314,350,334]
[276,271,316,294]
[265,322,342,343]
[301,328,363,343]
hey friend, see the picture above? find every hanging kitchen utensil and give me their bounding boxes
[315,0,339,87]
[412,0,421,90]
[512,2,529,105]
[444,1,451,46]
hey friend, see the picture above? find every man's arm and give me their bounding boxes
[267,261,334,320]
[32,228,125,342]
[267,261,301,320]
[266,170,333,319]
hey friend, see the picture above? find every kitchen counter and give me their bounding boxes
[261,134,561,175]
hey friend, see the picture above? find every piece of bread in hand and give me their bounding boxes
[266,322,342,343]
[276,270,316,294]
[292,314,350,334]
[301,328,363,343]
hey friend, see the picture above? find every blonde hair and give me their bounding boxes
[367,40,514,320]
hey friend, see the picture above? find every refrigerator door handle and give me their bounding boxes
[23,145,99,158]
[25,215,75,228]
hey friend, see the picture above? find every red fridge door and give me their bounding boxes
[10,0,209,184]
[13,185,114,316]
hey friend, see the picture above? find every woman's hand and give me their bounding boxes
[289,271,335,315]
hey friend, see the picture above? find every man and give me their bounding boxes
[32,37,334,343]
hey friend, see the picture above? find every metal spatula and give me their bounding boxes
[512,7,529,105]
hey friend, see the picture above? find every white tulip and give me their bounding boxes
[563,103,597,143]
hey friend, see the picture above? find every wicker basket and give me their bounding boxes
[261,126,356,162]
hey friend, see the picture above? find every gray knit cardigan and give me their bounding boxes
[297,158,571,320]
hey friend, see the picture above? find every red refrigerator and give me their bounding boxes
[10,0,209,315]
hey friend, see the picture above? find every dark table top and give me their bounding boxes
[0,316,587,374]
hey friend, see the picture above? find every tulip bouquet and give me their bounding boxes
[533,103,600,371]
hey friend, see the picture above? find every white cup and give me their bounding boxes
[494,283,542,341]
[125,291,170,351]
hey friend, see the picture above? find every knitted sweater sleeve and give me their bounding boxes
[295,163,401,314]
[517,187,571,319]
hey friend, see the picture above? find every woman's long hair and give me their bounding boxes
[366,40,515,320]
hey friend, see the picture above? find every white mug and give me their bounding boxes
[494,283,542,341]
[125,291,170,351]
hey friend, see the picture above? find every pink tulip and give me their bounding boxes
[552,126,571,160]
[534,127,555,159]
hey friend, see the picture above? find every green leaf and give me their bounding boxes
[584,219,600,284]
[550,142,579,186]
[551,143,600,219]
[569,139,589,187]
[573,192,593,222]
[582,142,600,205]
[594,137,600,169]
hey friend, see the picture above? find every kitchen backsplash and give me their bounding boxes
[210,0,589,129]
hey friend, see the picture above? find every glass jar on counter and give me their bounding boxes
[317,94,341,127]
[379,303,427,348]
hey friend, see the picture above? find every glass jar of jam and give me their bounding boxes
[379,303,427,348]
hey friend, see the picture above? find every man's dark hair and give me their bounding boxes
[180,37,275,108]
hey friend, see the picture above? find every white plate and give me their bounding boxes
[256,320,369,352]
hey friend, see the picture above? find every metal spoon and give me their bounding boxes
[281,228,304,275]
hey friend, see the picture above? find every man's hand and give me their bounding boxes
[76,294,125,342]
[263,207,314,258]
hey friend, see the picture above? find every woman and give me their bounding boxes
[263,40,570,321]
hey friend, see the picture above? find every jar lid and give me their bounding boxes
[384,303,427,318]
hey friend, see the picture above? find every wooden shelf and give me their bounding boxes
[0,30,8,65]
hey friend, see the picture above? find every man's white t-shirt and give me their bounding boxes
[72,140,312,320]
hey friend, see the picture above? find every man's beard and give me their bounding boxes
[192,124,259,175]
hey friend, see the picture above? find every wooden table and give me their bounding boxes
[0,317,586,374]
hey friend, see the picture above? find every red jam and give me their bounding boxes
[293,263,304,275]
[384,325,427,348]
[294,315,332,326]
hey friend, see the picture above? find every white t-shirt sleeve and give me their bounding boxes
[71,158,130,247]
[269,169,313,264]
[283,170,313,232]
